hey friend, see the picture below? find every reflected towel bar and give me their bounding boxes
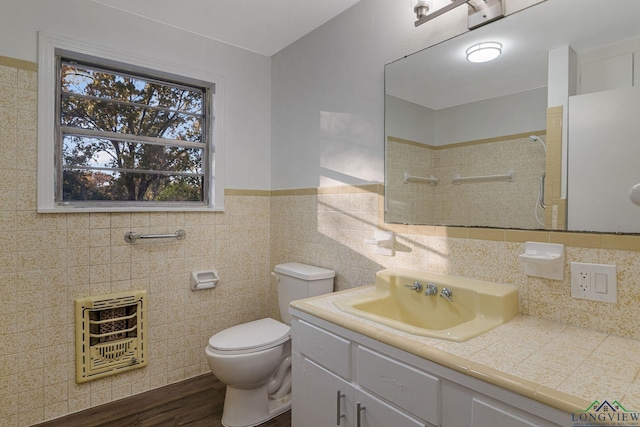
[403,172,439,185]
[452,170,514,184]
[124,229,186,243]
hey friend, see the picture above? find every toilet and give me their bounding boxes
[205,262,335,427]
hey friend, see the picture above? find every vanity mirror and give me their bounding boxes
[385,0,640,232]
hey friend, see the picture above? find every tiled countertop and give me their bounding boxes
[291,286,640,414]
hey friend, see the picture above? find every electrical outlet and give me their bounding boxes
[577,271,591,293]
[570,262,617,303]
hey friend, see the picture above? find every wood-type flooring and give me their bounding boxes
[33,373,291,427]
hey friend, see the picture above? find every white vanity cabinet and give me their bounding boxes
[299,357,426,427]
[291,310,572,427]
[293,319,430,427]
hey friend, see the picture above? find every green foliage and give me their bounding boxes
[60,62,205,202]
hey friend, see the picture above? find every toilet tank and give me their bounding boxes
[274,262,335,324]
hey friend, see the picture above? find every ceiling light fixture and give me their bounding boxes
[466,42,502,63]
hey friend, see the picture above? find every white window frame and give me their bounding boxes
[37,32,225,212]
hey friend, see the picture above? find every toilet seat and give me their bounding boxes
[207,318,291,355]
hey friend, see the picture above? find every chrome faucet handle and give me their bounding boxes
[404,281,423,293]
[440,287,453,302]
[424,283,438,296]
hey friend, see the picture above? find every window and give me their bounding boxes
[38,33,224,212]
[59,60,209,205]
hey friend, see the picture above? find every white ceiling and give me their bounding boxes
[90,0,363,57]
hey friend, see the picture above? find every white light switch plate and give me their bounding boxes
[570,262,617,303]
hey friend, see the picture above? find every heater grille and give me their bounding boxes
[75,290,147,383]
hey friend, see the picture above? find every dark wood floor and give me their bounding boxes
[33,373,291,427]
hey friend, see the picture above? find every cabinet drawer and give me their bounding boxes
[356,388,426,427]
[358,346,440,426]
[471,397,557,427]
[298,320,351,380]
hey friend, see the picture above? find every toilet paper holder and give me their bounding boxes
[191,270,220,290]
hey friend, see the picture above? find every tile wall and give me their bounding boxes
[386,133,547,229]
[271,186,640,342]
[385,137,434,225]
[3,57,640,426]
[432,135,546,229]
[0,58,272,426]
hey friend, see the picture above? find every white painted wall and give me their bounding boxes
[1,0,545,191]
[0,0,272,190]
[271,0,468,189]
[435,87,547,145]
[565,34,640,232]
[386,88,546,147]
[385,96,436,145]
[568,87,640,233]
[270,0,544,189]
[577,34,640,94]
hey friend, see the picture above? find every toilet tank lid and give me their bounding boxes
[274,262,335,280]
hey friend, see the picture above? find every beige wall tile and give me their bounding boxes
[505,230,549,243]
[467,228,505,242]
[602,234,640,252]
[549,231,602,248]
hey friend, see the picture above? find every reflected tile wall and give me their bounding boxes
[386,134,547,229]
[386,137,434,224]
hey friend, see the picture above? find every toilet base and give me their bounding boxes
[221,384,291,427]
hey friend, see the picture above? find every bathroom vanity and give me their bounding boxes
[288,267,614,427]
[291,308,569,427]
[290,268,640,427]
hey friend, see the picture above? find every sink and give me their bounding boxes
[333,268,518,342]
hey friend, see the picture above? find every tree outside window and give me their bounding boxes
[58,60,209,206]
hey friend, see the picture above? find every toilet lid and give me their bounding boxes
[208,318,290,353]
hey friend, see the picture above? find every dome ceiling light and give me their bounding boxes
[466,42,502,63]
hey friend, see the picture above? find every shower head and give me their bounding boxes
[529,135,547,153]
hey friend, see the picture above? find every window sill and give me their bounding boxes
[37,206,224,214]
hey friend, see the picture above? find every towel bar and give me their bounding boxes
[124,229,186,243]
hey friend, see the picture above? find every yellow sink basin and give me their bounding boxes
[334,268,518,342]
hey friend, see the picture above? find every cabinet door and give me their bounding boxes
[355,389,426,427]
[358,346,440,426]
[300,357,354,427]
[471,398,553,427]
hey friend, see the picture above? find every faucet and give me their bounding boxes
[404,281,423,293]
[424,283,438,296]
[440,287,453,302]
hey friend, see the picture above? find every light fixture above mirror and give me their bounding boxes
[413,0,504,29]
[413,0,432,20]
[466,42,502,63]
